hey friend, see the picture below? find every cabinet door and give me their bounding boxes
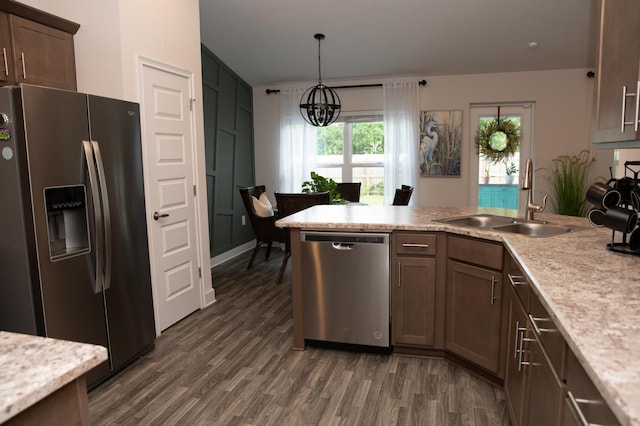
[592,0,640,143]
[445,259,503,373]
[392,256,436,346]
[0,12,14,84]
[523,331,564,426]
[504,289,528,426]
[9,15,76,90]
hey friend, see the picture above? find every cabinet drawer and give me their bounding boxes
[448,235,503,270]
[563,350,620,425]
[529,294,565,378]
[394,232,437,256]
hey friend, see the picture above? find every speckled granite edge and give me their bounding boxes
[277,205,640,426]
[0,331,108,423]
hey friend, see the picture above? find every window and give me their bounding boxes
[315,114,385,205]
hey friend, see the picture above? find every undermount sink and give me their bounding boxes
[492,222,588,238]
[436,214,517,228]
[435,214,588,238]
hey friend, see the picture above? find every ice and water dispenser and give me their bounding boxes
[44,185,90,260]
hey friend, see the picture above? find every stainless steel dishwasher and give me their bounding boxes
[300,231,390,347]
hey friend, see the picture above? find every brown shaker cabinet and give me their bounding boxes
[504,268,529,426]
[445,235,505,376]
[391,232,442,348]
[9,15,76,90]
[0,12,15,84]
[562,350,620,426]
[592,0,640,144]
[0,2,79,91]
[521,325,565,426]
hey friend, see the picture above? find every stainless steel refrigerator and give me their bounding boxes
[0,84,156,388]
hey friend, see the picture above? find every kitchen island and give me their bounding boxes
[0,331,107,424]
[276,205,640,426]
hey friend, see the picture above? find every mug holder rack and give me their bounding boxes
[605,161,640,256]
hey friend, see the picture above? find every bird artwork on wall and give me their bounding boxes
[421,120,439,163]
[419,110,462,177]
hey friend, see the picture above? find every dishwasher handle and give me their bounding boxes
[332,242,354,250]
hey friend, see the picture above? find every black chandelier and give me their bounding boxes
[299,33,341,127]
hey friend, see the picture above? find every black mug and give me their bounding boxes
[587,208,606,227]
[603,206,638,233]
[586,182,621,209]
[631,185,640,212]
[629,227,640,251]
[614,177,636,205]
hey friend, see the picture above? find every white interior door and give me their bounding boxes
[141,62,201,333]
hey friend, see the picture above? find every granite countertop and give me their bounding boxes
[277,205,640,426]
[0,331,108,423]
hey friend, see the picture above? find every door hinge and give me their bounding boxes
[190,98,196,111]
[193,185,196,196]
[198,267,201,278]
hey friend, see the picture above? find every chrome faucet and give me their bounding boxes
[522,158,548,221]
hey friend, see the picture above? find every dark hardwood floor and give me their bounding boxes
[88,249,510,425]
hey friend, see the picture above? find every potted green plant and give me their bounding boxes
[302,172,344,204]
[505,161,518,184]
[482,166,490,184]
[547,150,596,216]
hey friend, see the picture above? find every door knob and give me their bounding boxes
[153,211,169,221]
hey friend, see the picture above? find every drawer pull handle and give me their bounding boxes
[513,320,527,358]
[401,243,430,248]
[2,48,7,76]
[567,391,601,426]
[621,82,640,132]
[490,276,497,305]
[528,313,554,335]
[20,52,26,79]
[507,273,527,287]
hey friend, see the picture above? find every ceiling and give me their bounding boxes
[199,0,599,88]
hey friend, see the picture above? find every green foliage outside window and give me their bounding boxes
[317,123,384,155]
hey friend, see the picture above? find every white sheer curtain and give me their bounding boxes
[383,81,419,204]
[279,88,318,192]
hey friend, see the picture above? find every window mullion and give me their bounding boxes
[343,123,353,181]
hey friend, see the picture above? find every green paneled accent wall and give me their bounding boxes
[201,44,255,257]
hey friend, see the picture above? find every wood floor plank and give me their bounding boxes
[89,249,510,425]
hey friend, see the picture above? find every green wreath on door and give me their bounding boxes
[475,118,521,163]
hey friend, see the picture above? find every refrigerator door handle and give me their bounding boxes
[82,141,103,294]
[92,140,112,291]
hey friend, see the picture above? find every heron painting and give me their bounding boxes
[419,110,462,177]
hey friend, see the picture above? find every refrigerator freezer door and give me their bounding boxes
[18,85,110,381]
[87,95,156,372]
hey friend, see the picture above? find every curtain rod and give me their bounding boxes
[265,79,427,95]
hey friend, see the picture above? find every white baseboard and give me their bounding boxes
[210,240,255,268]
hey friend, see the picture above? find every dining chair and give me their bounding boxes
[335,182,362,202]
[392,185,414,205]
[274,191,331,283]
[239,186,284,270]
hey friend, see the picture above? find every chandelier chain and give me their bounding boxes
[317,36,322,84]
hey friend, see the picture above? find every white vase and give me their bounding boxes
[505,175,515,185]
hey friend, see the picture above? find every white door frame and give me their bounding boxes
[137,56,215,335]
[468,103,535,212]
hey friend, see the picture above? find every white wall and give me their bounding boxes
[254,69,613,212]
[21,0,214,304]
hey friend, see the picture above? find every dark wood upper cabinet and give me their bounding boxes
[0,11,14,84]
[0,1,79,91]
[592,0,640,145]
